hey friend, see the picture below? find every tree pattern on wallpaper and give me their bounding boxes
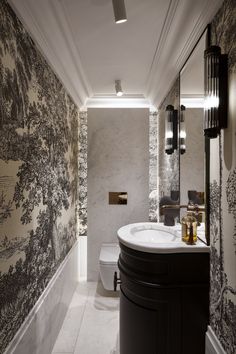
[211,0,236,72]
[209,0,236,352]
[78,111,87,236]
[226,169,236,249]
[210,180,236,354]
[0,1,78,353]
[149,111,158,222]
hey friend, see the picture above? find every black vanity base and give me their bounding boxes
[118,243,209,354]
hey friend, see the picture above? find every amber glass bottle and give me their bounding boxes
[181,212,197,244]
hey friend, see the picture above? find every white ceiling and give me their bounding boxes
[9,0,223,109]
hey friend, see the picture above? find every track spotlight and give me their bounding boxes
[112,0,127,24]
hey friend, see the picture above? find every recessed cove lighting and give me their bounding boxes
[112,0,127,24]
[115,80,123,96]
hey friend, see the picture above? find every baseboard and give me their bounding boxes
[78,235,87,281]
[205,326,226,354]
[4,240,79,354]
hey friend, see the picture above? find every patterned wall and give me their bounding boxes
[209,0,236,352]
[149,111,158,222]
[158,77,180,210]
[78,111,87,236]
[0,1,78,353]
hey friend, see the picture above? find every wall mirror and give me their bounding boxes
[179,29,207,237]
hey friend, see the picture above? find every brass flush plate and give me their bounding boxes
[109,192,128,205]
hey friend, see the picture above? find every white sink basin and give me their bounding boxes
[117,222,209,254]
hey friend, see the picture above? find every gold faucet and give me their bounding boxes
[160,204,205,225]
[161,204,205,212]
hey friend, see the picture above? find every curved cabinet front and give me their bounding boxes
[118,243,209,354]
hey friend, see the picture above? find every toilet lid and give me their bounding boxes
[99,243,120,265]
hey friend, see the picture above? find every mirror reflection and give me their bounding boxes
[179,31,207,220]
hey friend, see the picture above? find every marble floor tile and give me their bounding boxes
[52,282,90,353]
[52,281,120,354]
[74,299,119,354]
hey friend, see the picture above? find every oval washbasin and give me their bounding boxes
[130,226,177,243]
[117,222,210,254]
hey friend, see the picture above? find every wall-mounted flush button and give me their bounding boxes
[109,192,127,205]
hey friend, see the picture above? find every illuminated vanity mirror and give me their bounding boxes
[179,30,207,226]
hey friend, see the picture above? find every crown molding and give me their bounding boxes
[9,0,92,107]
[146,0,224,108]
[175,0,224,71]
[85,94,154,109]
[146,0,180,97]
[181,94,204,108]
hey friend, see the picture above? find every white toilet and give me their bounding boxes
[99,243,120,291]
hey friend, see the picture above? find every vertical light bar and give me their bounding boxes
[204,46,221,138]
[165,105,174,154]
[180,105,186,154]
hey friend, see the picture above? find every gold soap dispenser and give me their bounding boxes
[181,212,197,245]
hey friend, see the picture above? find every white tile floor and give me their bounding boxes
[52,282,120,354]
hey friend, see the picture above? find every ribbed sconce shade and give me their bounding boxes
[112,0,127,23]
[204,45,228,138]
[165,105,177,155]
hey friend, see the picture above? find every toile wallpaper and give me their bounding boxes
[78,111,87,236]
[149,111,158,222]
[158,77,180,212]
[0,1,78,353]
[209,0,236,352]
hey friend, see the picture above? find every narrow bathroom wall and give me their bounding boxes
[208,0,236,352]
[0,1,79,353]
[87,108,149,281]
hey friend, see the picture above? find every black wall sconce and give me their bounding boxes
[204,45,228,138]
[180,105,186,154]
[165,105,178,155]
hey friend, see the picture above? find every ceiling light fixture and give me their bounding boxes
[112,0,127,24]
[115,80,123,96]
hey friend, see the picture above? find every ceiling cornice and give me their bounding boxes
[146,0,180,97]
[146,0,224,107]
[9,0,224,110]
[85,94,153,109]
[9,0,92,107]
[175,0,224,71]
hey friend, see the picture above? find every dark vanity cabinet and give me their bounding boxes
[118,243,209,354]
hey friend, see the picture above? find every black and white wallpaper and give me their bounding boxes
[149,111,158,222]
[0,1,78,353]
[78,110,87,236]
[209,0,236,352]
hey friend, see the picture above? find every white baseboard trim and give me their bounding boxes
[78,235,87,281]
[205,326,226,354]
[4,240,79,354]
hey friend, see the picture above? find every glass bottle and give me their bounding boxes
[181,212,197,244]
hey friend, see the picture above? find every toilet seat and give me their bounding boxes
[99,243,120,265]
[99,243,120,290]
